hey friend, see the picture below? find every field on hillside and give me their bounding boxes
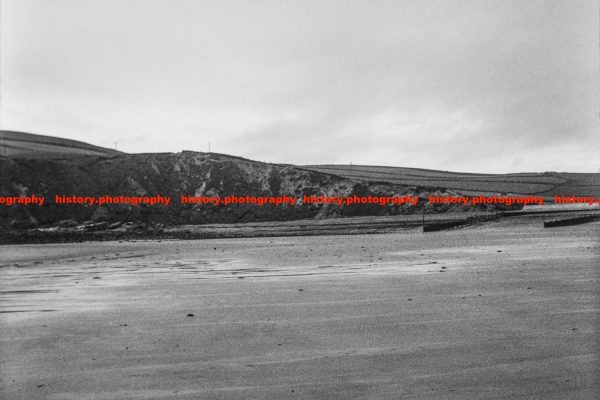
[0,130,121,158]
[303,165,600,198]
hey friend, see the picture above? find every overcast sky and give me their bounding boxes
[1,0,598,172]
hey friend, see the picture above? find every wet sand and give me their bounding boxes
[1,219,599,399]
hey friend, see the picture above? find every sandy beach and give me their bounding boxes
[1,218,598,399]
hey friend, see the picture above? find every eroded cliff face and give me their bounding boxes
[0,151,494,229]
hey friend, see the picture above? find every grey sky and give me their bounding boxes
[1,0,598,172]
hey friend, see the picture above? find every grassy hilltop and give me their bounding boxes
[2,131,598,230]
[303,164,600,199]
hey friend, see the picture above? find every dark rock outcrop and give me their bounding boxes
[0,151,495,229]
